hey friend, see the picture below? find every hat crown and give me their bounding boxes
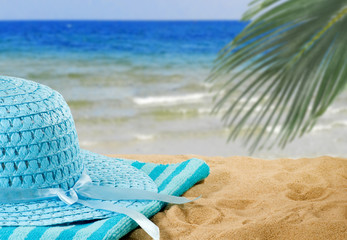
[0,76,83,190]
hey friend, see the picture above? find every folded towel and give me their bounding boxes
[0,157,210,240]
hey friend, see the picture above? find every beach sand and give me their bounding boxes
[109,154,347,240]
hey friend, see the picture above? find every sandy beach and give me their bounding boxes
[3,5,347,240]
[110,154,347,240]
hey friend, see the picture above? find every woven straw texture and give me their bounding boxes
[0,76,158,226]
[0,76,210,240]
[0,150,157,226]
[0,156,210,240]
[0,76,82,190]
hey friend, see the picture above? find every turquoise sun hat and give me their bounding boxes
[0,76,203,240]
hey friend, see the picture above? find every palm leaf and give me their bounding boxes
[208,0,347,152]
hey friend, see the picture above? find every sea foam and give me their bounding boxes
[133,93,212,106]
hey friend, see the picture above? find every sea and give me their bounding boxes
[1,21,347,159]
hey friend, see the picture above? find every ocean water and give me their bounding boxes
[1,21,347,159]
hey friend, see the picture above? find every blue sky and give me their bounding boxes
[0,0,252,20]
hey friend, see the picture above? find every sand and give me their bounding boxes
[110,154,347,240]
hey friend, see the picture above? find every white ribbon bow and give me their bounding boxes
[0,171,199,240]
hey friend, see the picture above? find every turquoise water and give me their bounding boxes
[0,20,245,119]
[1,21,347,158]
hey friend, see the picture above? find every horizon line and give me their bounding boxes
[0,19,243,22]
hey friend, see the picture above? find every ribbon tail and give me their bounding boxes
[78,199,160,240]
[77,184,200,204]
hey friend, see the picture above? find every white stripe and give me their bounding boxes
[164,160,200,195]
[153,165,177,187]
[39,225,75,240]
[103,218,128,240]
[8,227,36,240]
[72,220,106,240]
[140,164,157,176]
[103,160,200,239]
[95,163,160,240]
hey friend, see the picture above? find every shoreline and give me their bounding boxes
[79,128,347,159]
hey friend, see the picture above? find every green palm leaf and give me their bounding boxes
[209,0,347,153]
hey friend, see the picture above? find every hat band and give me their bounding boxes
[0,170,199,240]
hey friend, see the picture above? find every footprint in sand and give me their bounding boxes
[285,183,327,201]
[167,204,223,225]
[312,203,347,220]
[273,170,329,201]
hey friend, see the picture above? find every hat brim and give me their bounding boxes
[0,149,158,226]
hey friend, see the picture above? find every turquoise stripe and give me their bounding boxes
[57,223,98,240]
[173,160,209,196]
[102,216,136,240]
[0,227,16,240]
[158,160,190,192]
[86,216,124,240]
[56,223,93,240]
[73,220,107,240]
[90,163,172,240]
[138,163,157,176]
[86,162,162,240]
[25,227,48,240]
[101,161,189,240]
[149,164,169,181]
[39,225,75,240]
[39,160,147,240]
[163,160,197,194]
[163,159,206,195]
[0,158,209,240]
[153,164,179,187]
[131,162,146,169]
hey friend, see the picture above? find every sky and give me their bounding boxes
[0,0,252,20]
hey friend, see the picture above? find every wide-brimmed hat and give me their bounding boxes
[0,76,198,240]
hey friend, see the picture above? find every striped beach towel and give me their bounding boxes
[0,157,210,240]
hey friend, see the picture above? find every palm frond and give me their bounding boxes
[208,0,347,152]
